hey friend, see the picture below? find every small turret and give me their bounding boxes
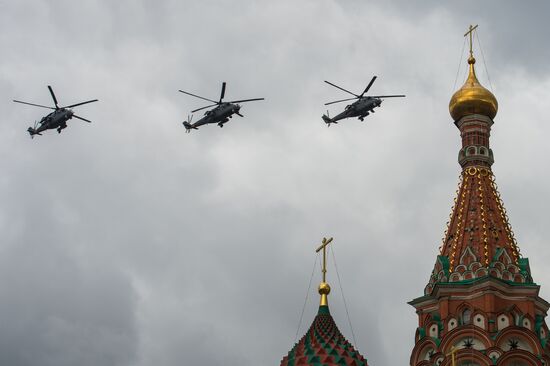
[279,238,368,366]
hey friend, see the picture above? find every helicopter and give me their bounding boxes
[13,86,98,137]
[321,76,405,126]
[179,82,264,132]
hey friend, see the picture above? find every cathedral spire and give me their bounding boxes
[409,26,550,366]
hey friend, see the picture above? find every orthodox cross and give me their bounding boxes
[464,24,479,57]
[445,346,458,366]
[316,237,334,282]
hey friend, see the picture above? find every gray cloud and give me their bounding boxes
[1,1,550,366]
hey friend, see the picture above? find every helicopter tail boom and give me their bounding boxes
[322,113,337,126]
[27,127,42,137]
[183,121,198,132]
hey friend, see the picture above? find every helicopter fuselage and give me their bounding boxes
[31,109,74,135]
[322,76,404,126]
[186,102,242,130]
[180,82,263,132]
[328,97,382,123]
[14,85,97,137]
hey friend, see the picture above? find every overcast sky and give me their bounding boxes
[2,1,550,366]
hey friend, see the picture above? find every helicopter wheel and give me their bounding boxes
[359,117,364,121]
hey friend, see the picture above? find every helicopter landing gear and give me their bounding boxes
[57,122,67,133]
[218,123,224,128]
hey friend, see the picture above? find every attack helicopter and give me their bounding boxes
[13,86,98,137]
[321,76,405,126]
[179,82,264,132]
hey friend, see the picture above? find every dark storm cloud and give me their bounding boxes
[1,1,550,366]
[0,222,137,366]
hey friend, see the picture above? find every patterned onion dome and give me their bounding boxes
[449,56,498,121]
[280,305,368,366]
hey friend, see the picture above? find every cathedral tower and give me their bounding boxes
[409,26,550,366]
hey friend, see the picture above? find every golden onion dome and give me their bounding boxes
[449,56,498,121]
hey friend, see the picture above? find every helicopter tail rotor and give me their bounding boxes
[27,126,41,138]
[183,115,197,133]
[322,111,336,127]
[183,122,198,133]
[27,120,41,138]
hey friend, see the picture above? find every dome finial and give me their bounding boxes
[449,25,498,121]
[315,237,333,307]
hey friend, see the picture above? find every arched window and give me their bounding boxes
[448,318,458,331]
[462,309,472,325]
[473,313,486,329]
[497,314,510,330]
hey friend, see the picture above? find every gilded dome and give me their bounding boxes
[449,56,498,121]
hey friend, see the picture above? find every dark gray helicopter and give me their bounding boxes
[321,76,405,126]
[179,82,264,132]
[13,86,98,137]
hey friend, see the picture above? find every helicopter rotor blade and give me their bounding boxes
[178,90,218,104]
[219,82,226,103]
[191,104,218,113]
[360,76,377,97]
[227,98,265,104]
[324,96,358,106]
[324,81,359,97]
[370,95,406,98]
[73,115,92,123]
[13,100,56,109]
[48,85,60,109]
[62,99,99,109]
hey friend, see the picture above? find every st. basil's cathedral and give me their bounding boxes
[279,27,550,366]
